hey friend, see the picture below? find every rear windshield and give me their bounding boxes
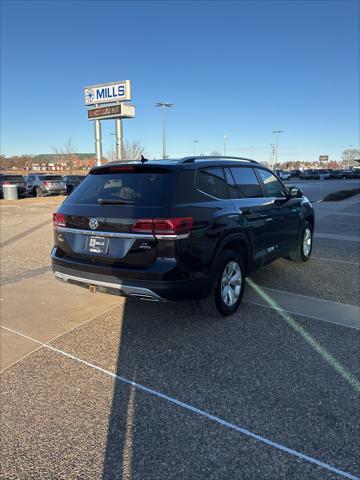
[67,169,175,206]
[1,175,25,182]
[39,175,63,181]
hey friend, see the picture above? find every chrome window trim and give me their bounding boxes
[55,226,154,239]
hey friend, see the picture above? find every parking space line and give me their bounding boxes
[315,233,360,242]
[246,280,360,392]
[0,303,121,373]
[1,325,358,480]
[312,257,360,266]
[334,213,360,217]
[244,284,360,330]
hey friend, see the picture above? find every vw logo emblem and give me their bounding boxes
[89,218,98,230]
[85,88,95,103]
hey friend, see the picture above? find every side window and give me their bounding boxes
[197,168,228,199]
[228,167,263,198]
[256,169,286,198]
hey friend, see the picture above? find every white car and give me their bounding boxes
[276,170,291,181]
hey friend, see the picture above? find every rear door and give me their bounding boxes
[225,166,276,266]
[55,165,176,268]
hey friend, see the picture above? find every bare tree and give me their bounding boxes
[123,140,146,161]
[341,148,360,167]
[52,138,79,170]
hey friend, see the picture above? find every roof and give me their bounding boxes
[101,156,259,170]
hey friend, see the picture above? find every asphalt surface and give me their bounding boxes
[1,191,359,480]
[283,178,360,202]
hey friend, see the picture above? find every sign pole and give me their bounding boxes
[94,118,102,166]
[115,117,123,161]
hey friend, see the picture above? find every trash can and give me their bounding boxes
[2,184,18,200]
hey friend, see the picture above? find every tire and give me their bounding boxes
[289,221,313,263]
[200,249,245,317]
[36,187,44,197]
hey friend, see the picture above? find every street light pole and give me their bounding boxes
[156,102,174,159]
[272,130,284,168]
[270,144,276,170]
[224,135,228,156]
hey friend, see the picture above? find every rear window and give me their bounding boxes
[197,168,228,199]
[227,167,263,198]
[39,175,63,181]
[1,175,25,182]
[67,169,174,206]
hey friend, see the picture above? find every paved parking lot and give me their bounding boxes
[1,190,359,480]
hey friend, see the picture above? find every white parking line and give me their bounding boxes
[1,325,359,480]
[312,257,360,266]
[315,233,360,242]
[244,285,360,329]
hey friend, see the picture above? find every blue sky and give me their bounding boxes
[1,0,359,163]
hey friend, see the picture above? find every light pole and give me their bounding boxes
[156,102,174,159]
[193,140,199,155]
[270,144,276,170]
[224,135,228,156]
[272,130,284,168]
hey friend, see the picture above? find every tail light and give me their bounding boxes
[131,217,193,239]
[44,181,50,187]
[53,213,66,227]
[3,182,10,186]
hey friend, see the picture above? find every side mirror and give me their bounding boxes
[288,186,303,198]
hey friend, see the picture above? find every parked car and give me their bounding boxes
[290,169,301,178]
[0,174,27,198]
[52,156,314,317]
[276,170,291,181]
[343,169,360,179]
[299,170,320,180]
[26,174,67,197]
[63,175,86,194]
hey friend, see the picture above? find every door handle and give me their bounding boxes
[241,208,253,215]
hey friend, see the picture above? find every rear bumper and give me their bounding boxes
[45,189,67,195]
[51,250,210,302]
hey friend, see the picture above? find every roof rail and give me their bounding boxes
[181,156,259,164]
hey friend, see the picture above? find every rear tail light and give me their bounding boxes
[3,182,10,186]
[44,182,50,187]
[131,219,153,233]
[131,217,193,239]
[53,213,66,227]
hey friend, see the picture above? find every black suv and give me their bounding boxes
[51,157,314,316]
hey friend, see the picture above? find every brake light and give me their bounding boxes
[109,166,134,172]
[131,217,193,239]
[3,182,10,186]
[53,213,66,227]
[44,181,50,187]
[153,218,193,236]
[131,219,153,233]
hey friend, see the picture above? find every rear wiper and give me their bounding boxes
[97,198,135,205]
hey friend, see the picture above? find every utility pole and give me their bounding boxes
[156,102,174,159]
[272,130,284,167]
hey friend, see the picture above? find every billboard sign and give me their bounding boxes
[319,155,329,162]
[84,80,131,106]
[87,104,135,120]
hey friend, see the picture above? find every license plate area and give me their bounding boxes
[87,235,109,254]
